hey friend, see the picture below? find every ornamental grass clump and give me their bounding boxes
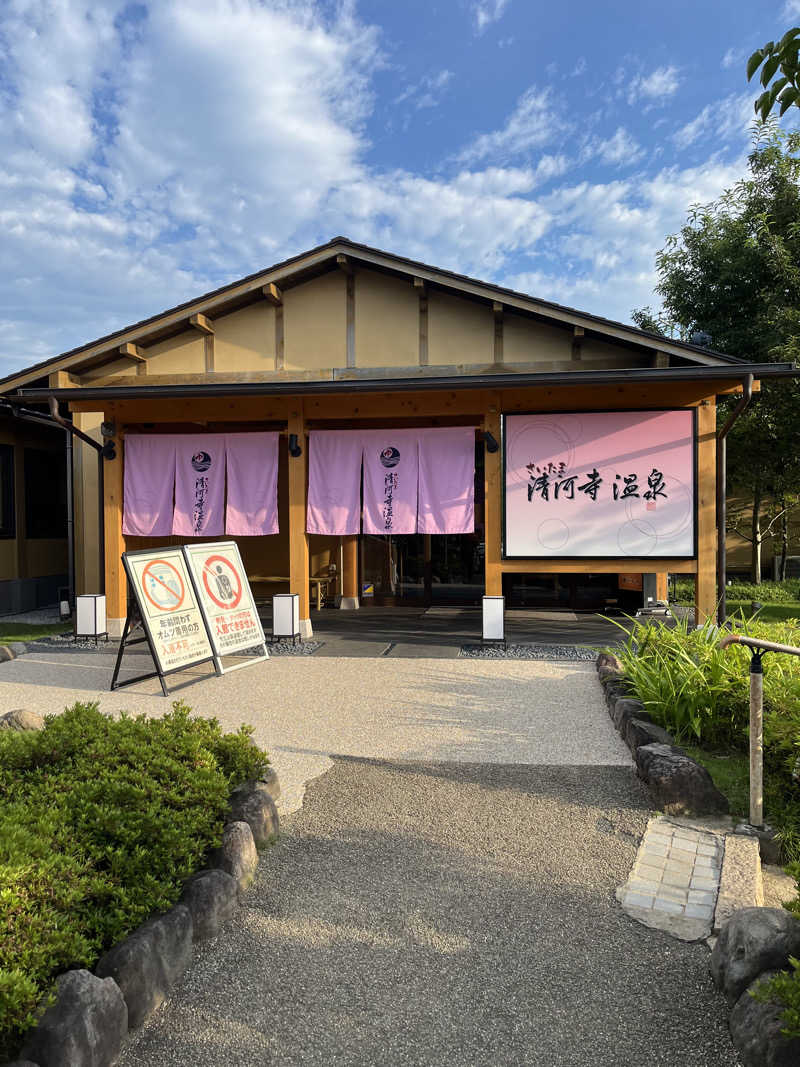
[0,700,269,1060]
[607,614,749,747]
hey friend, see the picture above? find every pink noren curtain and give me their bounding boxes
[122,435,176,536]
[172,435,226,536]
[306,431,362,535]
[225,432,279,536]
[362,428,419,535]
[417,427,475,534]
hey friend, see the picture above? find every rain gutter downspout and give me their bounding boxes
[716,374,754,623]
[46,396,106,598]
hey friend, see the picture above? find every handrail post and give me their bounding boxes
[749,650,764,829]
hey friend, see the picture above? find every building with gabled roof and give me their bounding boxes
[2,236,794,636]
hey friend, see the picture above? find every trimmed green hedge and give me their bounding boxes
[0,701,269,1059]
[672,576,800,605]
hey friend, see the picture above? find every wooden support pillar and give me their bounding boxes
[484,401,503,596]
[340,534,359,609]
[571,326,584,361]
[695,399,717,625]
[288,407,312,636]
[104,426,126,636]
[656,572,668,601]
[414,278,428,366]
[493,302,503,364]
[189,313,215,373]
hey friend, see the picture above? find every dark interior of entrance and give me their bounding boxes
[355,441,645,612]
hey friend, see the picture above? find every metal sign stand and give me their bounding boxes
[110,601,170,698]
[110,549,218,697]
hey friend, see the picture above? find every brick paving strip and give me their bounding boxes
[617,816,727,941]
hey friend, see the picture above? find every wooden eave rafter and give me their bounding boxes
[189,313,215,335]
[1,237,749,392]
[261,283,282,306]
[118,342,146,363]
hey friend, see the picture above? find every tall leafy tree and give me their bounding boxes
[748,27,800,120]
[633,125,800,581]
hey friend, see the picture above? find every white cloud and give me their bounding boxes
[322,168,551,275]
[473,0,511,34]
[0,0,384,370]
[396,69,453,110]
[455,87,565,164]
[783,1,800,18]
[0,0,764,376]
[508,157,745,322]
[571,57,587,77]
[627,65,681,106]
[582,127,645,167]
[721,47,745,70]
[672,91,754,150]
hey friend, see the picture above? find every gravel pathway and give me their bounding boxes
[0,656,630,814]
[119,758,739,1067]
[460,643,596,661]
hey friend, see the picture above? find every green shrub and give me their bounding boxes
[755,958,800,1040]
[726,578,800,604]
[607,613,800,749]
[607,614,750,746]
[671,576,800,605]
[0,701,269,1059]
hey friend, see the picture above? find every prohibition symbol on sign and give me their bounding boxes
[201,554,242,610]
[142,559,185,612]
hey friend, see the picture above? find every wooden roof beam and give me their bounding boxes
[336,254,353,275]
[189,313,215,335]
[262,283,282,306]
[118,342,146,363]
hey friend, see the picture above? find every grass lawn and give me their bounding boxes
[685,746,750,819]
[0,621,72,644]
[726,601,800,623]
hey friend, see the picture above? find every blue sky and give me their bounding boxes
[0,0,798,375]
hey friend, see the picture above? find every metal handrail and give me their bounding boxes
[720,634,800,657]
[720,633,800,829]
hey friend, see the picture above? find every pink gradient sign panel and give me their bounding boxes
[503,411,695,558]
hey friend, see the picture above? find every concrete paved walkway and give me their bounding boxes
[0,653,629,813]
[119,758,738,1067]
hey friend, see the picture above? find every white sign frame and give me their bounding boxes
[502,409,697,560]
[182,541,268,674]
[121,547,215,683]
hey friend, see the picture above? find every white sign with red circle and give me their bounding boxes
[124,547,213,674]
[183,541,267,667]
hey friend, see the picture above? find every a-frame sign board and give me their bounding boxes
[111,543,267,696]
[112,547,216,696]
[182,541,268,674]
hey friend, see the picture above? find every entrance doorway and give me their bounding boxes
[360,532,484,606]
[357,438,485,607]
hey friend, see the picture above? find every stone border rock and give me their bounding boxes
[710,908,800,1065]
[593,652,729,817]
[4,769,280,1067]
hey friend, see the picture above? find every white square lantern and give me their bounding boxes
[75,594,107,643]
[482,595,505,643]
[273,593,301,643]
